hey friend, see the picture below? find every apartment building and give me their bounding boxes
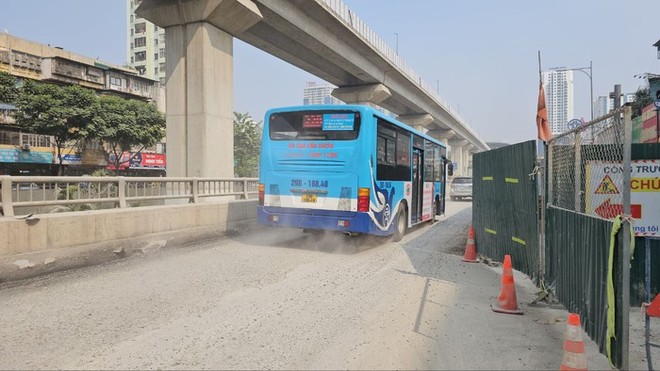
[0,33,162,175]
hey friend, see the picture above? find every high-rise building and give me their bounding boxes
[303,82,344,105]
[542,68,574,134]
[594,93,635,118]
[126,0,166,84]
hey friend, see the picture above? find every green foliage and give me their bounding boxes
[88,168,113,177]
[233,112,262,177]
[15,80,97,174]
[0,71,18,103]
[631,87,652,118]
[90,95,165,173]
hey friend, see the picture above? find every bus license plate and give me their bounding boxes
[301,194,317,203]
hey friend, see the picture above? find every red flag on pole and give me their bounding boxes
[537,79,552,142]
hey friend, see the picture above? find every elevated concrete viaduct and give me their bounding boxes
[137,0,488,177]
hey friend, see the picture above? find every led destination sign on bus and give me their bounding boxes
[302,113,355,131]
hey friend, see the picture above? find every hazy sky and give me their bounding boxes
[1,0,658,144]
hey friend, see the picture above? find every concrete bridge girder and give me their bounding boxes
[136,0,263,34]
[136,0,489,177]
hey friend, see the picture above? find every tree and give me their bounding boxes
[631,87,652,118]
[0,71,18,103]
[90,95,165,173]
[15,80,96,175]
[233,112,262,177]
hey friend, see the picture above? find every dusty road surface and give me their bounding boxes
[0,200,619,370]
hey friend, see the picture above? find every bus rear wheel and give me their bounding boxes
[392,205,407,242]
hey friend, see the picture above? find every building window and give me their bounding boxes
[135,51,146,62]
[154,53,158,61]
[159,48,165,58]
[21,133,52,148]
[110,76,122,87]
[0,130,20,145]
[135,23,146,34]
[134,37,146,47]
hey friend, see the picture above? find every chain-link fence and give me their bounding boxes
[547,107,630,215]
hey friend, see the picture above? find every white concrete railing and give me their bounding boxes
[0,176,259,217]
[321,0,487,148]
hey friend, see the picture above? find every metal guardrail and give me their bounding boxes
[0,176,259,217]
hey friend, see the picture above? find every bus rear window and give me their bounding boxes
[269,111,361,140]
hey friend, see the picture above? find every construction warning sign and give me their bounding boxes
[585,160,660,236]
[595,175,619,194]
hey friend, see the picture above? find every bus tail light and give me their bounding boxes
[358,187,370,212]
[258,183,265,205]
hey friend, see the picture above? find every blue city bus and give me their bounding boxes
[257,105,452,241]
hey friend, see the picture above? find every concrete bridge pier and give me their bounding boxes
[449,139,469,176]
[427,129,456,150]
[136,0,263,177]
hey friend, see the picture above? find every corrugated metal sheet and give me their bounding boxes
[473,140,539,282]
[545,206,616,360]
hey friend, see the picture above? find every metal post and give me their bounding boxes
[574,132,582,212]
[645,237,652,369]
[655,108,660,143]
[621,104,632,370]
[539,143,547,286]
[589,61,594,121]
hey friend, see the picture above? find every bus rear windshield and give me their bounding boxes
[269,110,361,141]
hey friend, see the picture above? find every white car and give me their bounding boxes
[450,177,472,201]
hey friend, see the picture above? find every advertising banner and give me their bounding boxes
[0,148,53,164]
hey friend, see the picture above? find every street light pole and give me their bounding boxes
[558,61,594,121]
[394,33,399,55]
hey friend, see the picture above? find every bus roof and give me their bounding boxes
[264,104,447,148]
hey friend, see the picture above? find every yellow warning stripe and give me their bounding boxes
[485,228,497,235]
[505,178,519,184]
[512,236,526,246]
[482,176,493,181]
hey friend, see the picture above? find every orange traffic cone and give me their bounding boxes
[491,254,523,315]
[560,313,587,371]
[462,226,478,263]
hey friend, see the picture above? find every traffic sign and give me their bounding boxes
[653,99,660,109]
[567,119,582,130]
